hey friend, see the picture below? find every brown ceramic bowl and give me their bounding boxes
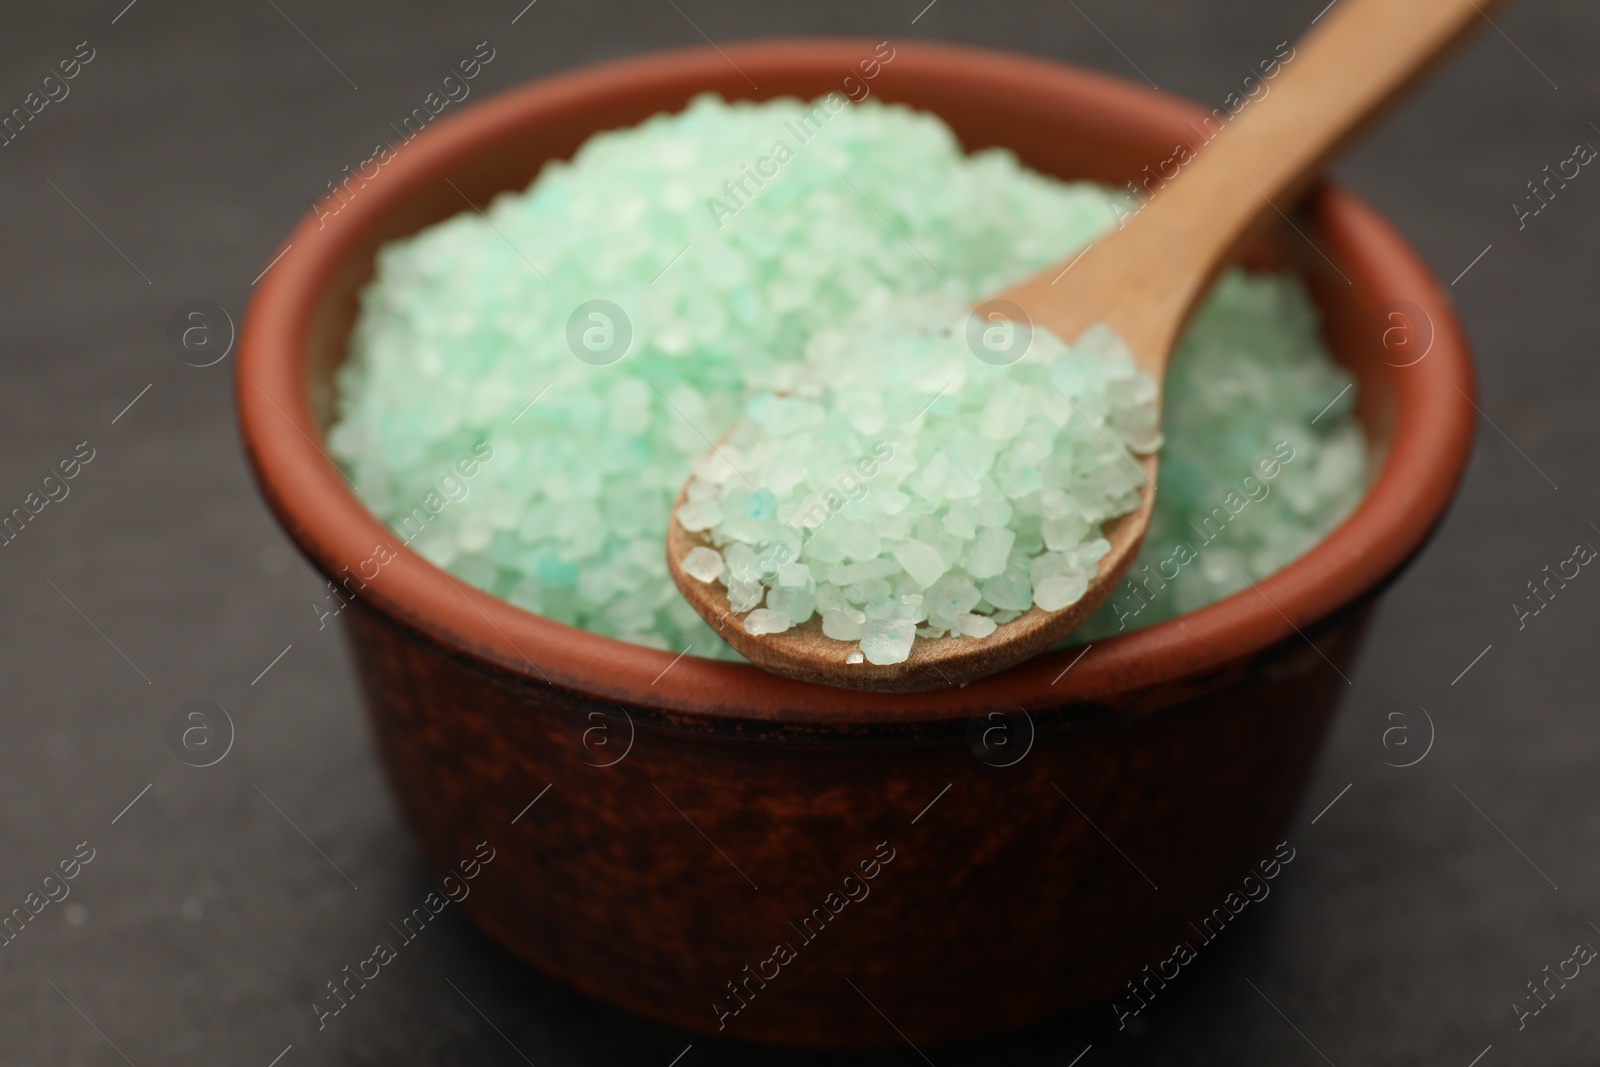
[237,40,1474,1049]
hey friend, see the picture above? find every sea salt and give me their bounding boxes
[331,94,1366,667]
[681,306,1158,663]
[744,608,793,636]
[861,619,916,665]
[681,546,724,583]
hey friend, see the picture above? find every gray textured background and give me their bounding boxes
[1,0,1596,1063]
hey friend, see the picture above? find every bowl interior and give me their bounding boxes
[249,40,1461,724]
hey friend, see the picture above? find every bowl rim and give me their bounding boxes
[236,37,1475,727]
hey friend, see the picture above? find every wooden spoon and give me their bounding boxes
[668,0,1500,692]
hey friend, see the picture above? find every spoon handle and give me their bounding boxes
[1008,0,1504,378]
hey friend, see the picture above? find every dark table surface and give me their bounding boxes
[2,0,1597,1063]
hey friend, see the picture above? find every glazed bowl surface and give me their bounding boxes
[237,39,1474,1048]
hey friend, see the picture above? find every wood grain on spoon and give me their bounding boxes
[669,0,1503,692]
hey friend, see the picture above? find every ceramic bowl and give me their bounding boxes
[237,39,1475,1049]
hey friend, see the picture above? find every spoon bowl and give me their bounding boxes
[667,450,1156,691]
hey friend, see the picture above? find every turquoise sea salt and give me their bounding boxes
[1072,272,1364,642]
[329,93,1366,663]
[676,304,1160,665]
